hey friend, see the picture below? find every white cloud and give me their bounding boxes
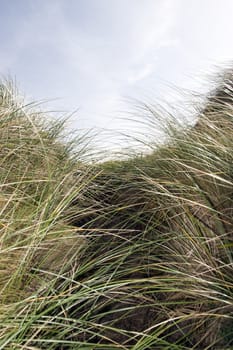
[127,63,156,84]
[0,0,232,137]
[13,0,179,127]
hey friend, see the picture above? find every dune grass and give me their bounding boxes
[0,71,232,349]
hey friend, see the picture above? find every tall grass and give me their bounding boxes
[0,70,232,349]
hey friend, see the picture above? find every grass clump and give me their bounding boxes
[0,70,233,349]
[0,81,94,314]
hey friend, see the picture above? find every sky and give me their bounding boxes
[0,0,233,146]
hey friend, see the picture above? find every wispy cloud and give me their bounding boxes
[7,0,178,127]
[0,0,232,133]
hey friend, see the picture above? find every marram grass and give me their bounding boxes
[0,70,233,349]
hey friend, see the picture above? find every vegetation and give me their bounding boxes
[0,70,232,349]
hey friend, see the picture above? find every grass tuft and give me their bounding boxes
[0,70,233,349]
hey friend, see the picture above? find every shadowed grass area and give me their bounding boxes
[0,70,233,349]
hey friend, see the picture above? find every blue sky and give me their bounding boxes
[0,0,233,139]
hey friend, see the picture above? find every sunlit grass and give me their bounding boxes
[0,70,233,349]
